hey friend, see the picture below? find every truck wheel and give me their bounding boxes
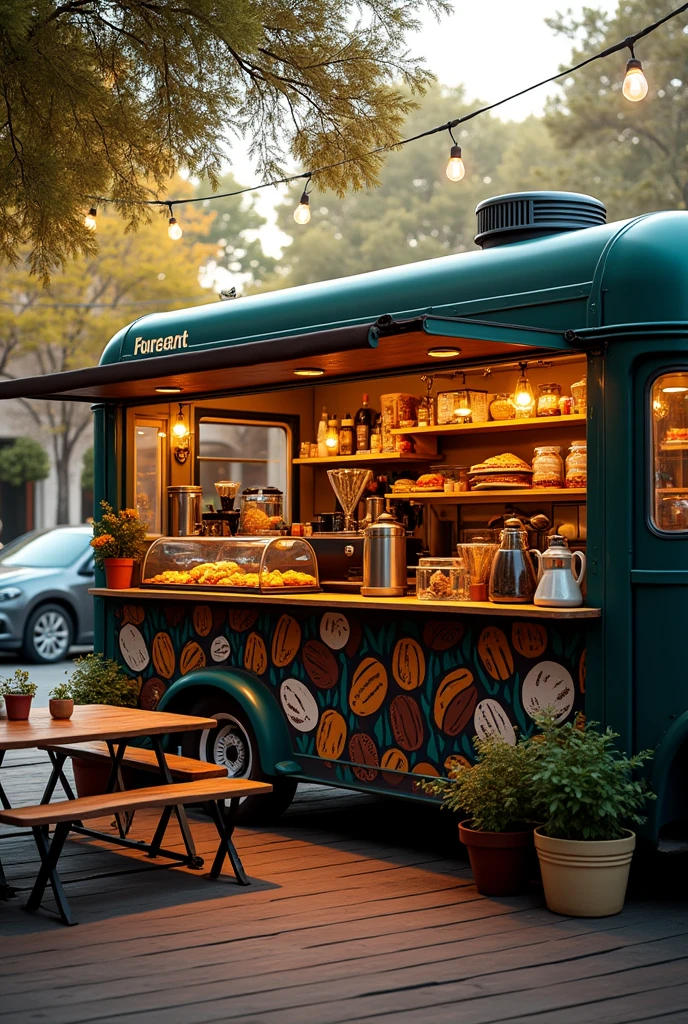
[182,694,297,824]
[23,603,73,663]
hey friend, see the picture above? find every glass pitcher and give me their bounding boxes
[488,518,538,604]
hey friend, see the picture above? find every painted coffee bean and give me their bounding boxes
[348,732,379,782]
[521,661,575,724]
[163,604,185,628]
[474,698,516,745]
[381,747,409,786]
[122,604,145,626]
[152,631,175,678]
[271,614,301,668]
[180,640,206,675]
[422,619,463,651]
[390,694,423,752]
[320,612,350,651]
[444,753,472,772]
[119,623,149,673]
[477,626,514,681]
[511,621,547,659]
[411,762,440,792]
[192,605,213,637]
[139,677,166,710]
[316,709,347,759]
[210,635,231,662]
[443,685,478,738]
[350,658,388,717]
[280,678,319,732]
[244,632,268,675]
[229,607,259,633]
[433,667,475,733]
[345,617,362,657]
[302,639,339,689]
[392,638,426,691]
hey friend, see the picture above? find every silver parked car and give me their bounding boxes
[0,526,94,663]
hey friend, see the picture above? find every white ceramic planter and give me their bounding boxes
[534,827,636,917]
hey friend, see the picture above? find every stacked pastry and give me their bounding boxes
[468,453,533,490]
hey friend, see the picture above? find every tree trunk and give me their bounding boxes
[55,453,71,524]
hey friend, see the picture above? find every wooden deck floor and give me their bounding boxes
[1,751,687,1024]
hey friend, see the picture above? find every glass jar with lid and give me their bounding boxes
[532,445,564,488]
[239,487,284,533]
[489,393,516,421]
[537,383,562,416]
[565,441,587,489]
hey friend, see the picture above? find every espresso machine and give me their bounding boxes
[201,480,241,536]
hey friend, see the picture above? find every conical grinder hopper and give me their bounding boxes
[327,468,373,532]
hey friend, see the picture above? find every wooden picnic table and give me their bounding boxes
[0,704,217,899]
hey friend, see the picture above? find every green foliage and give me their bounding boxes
[64,654,138,707]
[0,669,37,697]
[91,501,148,567]
[0,0,445,280]
[49,683,72,701]
[421,734,537,833]
[529,711,654,842]
[81,448,94,494]
[0,437,50,487]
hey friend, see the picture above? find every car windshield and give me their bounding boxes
[0,530,90,568]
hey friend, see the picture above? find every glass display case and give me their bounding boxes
[652,371,688,532]
[141,536,320,592]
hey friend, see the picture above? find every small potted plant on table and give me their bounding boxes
[0,669,38,720]
[91,501,148,590]
[530,712,654,917]
[48,684,74,720]
[61,654,139,796]
[422,735,538,896]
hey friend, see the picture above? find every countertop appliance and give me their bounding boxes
[168,485,203,537]
[361,512,406,597]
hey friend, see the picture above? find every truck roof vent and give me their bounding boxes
[475,191,606,248]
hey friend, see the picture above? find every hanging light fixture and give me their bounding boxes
[84,207,98,231]
[171,403,190,463]
[512,362,536,418]
[167,203,183,240]
[622,47,649,102]
[294,175,312,225]
[453,374,472,421]
[445,126,465,182]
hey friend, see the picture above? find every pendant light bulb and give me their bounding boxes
[293,191,311,225]
[513,364,535,416]
[623,58,648,102]
[168,215,183,240]
[84,207,98,231]
[446,144,465,182]
[172,404,189,438]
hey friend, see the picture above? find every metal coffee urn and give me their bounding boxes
[168,485,203,536]
[361,512,407,597]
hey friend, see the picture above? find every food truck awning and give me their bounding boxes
[0,314,578,405]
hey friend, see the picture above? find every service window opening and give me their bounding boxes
[197,418,291,519]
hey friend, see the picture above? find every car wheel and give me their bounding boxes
[23,603,74,664]
[182,694,297,824]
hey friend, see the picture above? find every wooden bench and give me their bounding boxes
[0,777,272,926]
[39,741,228,781]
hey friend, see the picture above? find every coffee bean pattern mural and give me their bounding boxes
[111,601,585,797]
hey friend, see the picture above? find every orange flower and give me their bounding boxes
[91,534,115,549]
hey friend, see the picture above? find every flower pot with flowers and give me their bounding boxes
[60,653,140,796]
[422,734,538,896]
[529,711,654,918]
[91,501,148,589]
[0,670,38,720]
[48,683,74,720]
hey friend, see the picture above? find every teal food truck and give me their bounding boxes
[3,190,687,845]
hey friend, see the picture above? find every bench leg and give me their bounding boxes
[26,824,75,926]
[147,805,173,858]
[42,751,76,803]
[150,736,202,869]
[207,800,249,886]
[0,750,11,810]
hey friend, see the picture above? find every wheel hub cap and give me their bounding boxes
[34,611,69,659]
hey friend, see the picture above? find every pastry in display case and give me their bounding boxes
[141,536,320,592]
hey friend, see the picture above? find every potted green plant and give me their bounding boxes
[422,735,538,896]
[91,500,148,589]
[529,712,654,918]
[62,654,139,796]
[48,683,74,720]
[0,670,38,720]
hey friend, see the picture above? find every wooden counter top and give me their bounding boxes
[90,588,601,620]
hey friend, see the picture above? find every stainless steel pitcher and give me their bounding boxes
[361,513,406,597]
[488,517,538,604]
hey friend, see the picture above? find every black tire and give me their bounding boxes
[23,603,74,664]
[182,694,297,824]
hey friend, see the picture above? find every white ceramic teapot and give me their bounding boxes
[531,534,586,607]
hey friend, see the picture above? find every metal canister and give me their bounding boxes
[365,496,386,524]
[167,485,203,536]
[361,513,406,597]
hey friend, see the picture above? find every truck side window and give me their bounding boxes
[198,418,290,518]
[651,371,688,532]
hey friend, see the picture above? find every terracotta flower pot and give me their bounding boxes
[534,827,636,917]
[458,819,534,896]
[104,558,135,589]
[3,694,33,721]
[71,756,138,797]
[49,698,74,720]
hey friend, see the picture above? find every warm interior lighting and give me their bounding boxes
[158,431,167,438]
[662,386,688,393]
[155,386,182,394]
[427,346,461,358]
[512,362,536,416]
[171,403,191,463]
[172,406,189,439]
[454,389,472,418]
[294,367,324,377]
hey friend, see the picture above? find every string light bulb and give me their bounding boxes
[446,144,465,182]
[623,57,648,102]
[293,190,311,225]
[512,362,536,418]
[168,213,183,240]
[84,207,98,231]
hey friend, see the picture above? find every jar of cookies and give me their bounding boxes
[537,383,562,416]
[532,446,564,488]
[565,442,587,489]
[489,393,516,421]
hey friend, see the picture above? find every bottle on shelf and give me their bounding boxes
[339,413,354,456]
[370,413,382,454]
[355,393,374,452]
[317,406,328,458]
[325,414,340,456]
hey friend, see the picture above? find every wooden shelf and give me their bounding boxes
[390,414,586,437]
[293,452,437,465]
[387,488,586,504]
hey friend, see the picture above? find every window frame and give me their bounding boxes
[646,364,688,539]
[132,413,168,536]
[194,407,300,523]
